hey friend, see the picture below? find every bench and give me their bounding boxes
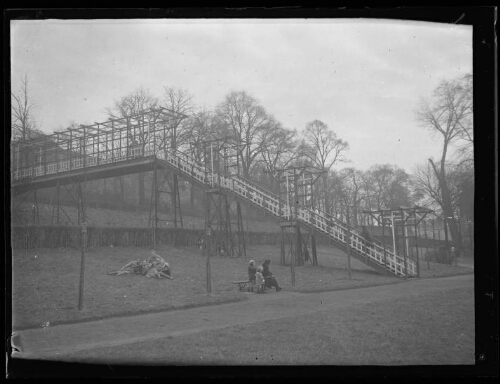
[232,280,253,292]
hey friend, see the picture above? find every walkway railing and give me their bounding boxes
[161,148,417,277]
[12,147,155,182]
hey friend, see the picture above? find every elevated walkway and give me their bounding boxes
[12,154,156,196]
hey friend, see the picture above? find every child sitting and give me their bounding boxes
[255,266,265,293]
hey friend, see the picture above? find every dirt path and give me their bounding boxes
[12,274,474,360]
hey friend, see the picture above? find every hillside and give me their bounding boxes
[14,202,283,233]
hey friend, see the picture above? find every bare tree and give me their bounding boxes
[108,86,158,119]
[411,162,443,211]
[107,87,159,206]
[303,120,348,169]
[181,109,218,207]
[162,87,194,150]
[11,74,45,172]
[412,159,469,249]
[454,74,474,164]
[215,91,274,178]
[365,164,411,211]
[11,74,42,141]
[337,168,365,227]
[260,125,299,191]
[416,73,472,251]
[302,120,349,214]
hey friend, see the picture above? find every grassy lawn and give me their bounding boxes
[59,285,475,365]
[11,243,473,330]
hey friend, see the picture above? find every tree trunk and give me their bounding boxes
[429,159,463,251]
[323,175,330,215]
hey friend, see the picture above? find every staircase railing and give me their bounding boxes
[160,148,417,277]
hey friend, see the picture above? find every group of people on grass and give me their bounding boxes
[247,259,282,293]
[108,250,173,279]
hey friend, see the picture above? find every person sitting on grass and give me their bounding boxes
[145,266,173,279]
[255,266,265,293]
[261,259,282,292]
[107,259,143,276]
[148,250,173,279]
[108,251,173,279]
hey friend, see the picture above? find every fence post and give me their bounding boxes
[311,234,318,266]
[205,225,212,293]
[78,221,87,310]
[346,213,352,280]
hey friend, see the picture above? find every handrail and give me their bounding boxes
[229,173,415,264]
[161,149,417,277]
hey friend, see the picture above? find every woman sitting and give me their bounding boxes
[261,259,282,292]
[147,251,173,279]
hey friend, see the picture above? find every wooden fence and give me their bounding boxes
[11,226,445,251]
[11,226,283,250]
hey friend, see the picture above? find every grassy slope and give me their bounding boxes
[22,202,282,233]
[11,243,473,330]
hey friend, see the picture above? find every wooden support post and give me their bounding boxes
[278,180,282,220]
[173,174,178,229]
[291,225,297,286]
[78,221,87,310]
[33,188,39,224]
[77,183,83,225]
[347,227,352,280]
[424,220,430,270]
[415,220,420,277]
[401,210,408,279]
[236,201,246,257]
[280,227,285,266]
[172,173,184,247]
[69,130,73,170]
[204,194,212,293]
[346,212,352,279]
[56,181,60,224]
[152,162,157,249]
[311,233,318,266]
[382,219,387,275]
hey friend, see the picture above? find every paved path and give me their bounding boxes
[12,274,474,360]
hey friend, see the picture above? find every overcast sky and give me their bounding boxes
[10,19,472,172]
